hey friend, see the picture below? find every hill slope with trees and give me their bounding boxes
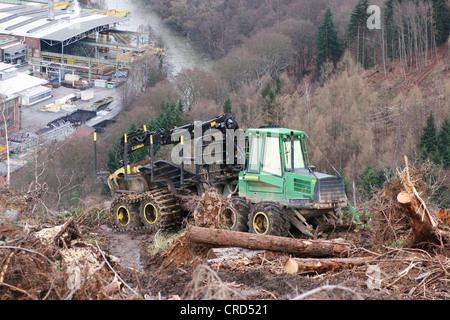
[9,0,450,215]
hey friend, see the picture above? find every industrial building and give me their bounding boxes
[0,1,167,84]
[0,62,49,135]
[0,35,27,65]
[0,2,150,84]
[0,1,139,136]
[0,2,128,57]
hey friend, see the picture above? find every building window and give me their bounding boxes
[29,90,51,105]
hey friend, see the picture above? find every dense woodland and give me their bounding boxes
[10,0,450,213]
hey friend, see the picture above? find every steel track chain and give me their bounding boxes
[109,187,181,232]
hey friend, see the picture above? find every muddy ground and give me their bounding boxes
[0,185,449,301]
[87,221,407,300]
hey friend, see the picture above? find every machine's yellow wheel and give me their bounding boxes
[248,202,290,236]
[222,197,249,232]
[252,212,269,235]
[110,198,141,232]
[117,205,131,227]
[142,202,158,225]
[138,189,181,231]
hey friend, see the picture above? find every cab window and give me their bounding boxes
[247,136,261,173]
[262,136,282,176]
[284,139,305,171]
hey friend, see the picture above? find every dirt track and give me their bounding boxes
[88,223,402,300]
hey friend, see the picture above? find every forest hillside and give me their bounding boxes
[12,0,449,211]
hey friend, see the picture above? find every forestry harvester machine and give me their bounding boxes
[100,114,352,238]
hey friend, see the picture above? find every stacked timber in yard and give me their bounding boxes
[92,65,115,76]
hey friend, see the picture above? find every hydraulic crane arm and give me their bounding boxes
[117,114,239,159]
[106,114,240,192]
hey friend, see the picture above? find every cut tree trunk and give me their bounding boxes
[397,156,450,249]
[284,257,370,274]
[397,190,440,245]
[188,226,350,257]
[397,156,440,247]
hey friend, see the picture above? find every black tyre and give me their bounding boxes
[139,189,181,231]
[222,197,249,232]
[110,197,141,232]
[248,202,290,236]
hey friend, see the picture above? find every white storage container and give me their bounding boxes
[94,79,107,88]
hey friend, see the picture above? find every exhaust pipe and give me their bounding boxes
[48,0,54,20]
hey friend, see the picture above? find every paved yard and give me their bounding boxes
[1,82,124,174]
[20,85,122,133]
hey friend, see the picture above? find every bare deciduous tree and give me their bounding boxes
[0,94,12,187]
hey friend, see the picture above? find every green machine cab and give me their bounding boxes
[231,127,348,236]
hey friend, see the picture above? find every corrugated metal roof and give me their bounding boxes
[0,3,128,42]
[40,15,126,42]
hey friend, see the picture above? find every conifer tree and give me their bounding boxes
[223,97,232,115]
[359,164,376,201]
[431,0,450,44]
[316,7,342,75]
[260,76,282,126]
[437,116,450,168]
[346,0,369,67]
[419,112,439,163]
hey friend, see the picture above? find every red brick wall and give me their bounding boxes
[23,37,39,50]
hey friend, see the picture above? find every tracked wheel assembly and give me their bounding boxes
[110,187,181,233]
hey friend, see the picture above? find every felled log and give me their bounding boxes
[284,257,369,274]
[188,226,350,257]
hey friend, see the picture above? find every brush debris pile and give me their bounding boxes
[158,188,228,270]
[368,157,450,251]
[0,216,122,300]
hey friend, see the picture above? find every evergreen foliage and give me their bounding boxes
[437,116,450,168]
[346,0,369,67]
[359,164,391,201]
[419,112,439,163]
[316,7,342,75]
[223,97,232,115]
[260,76,282,126]
[147,100,185,136]
[431,0,450,45]
[417,114,449,208]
